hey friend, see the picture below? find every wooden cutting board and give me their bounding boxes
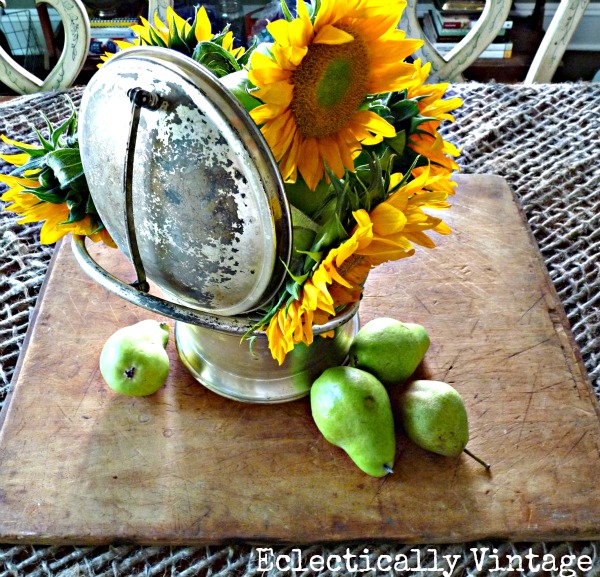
[0,174,599,546]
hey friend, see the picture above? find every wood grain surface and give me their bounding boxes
[0,174,598,545]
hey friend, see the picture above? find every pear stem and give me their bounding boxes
[463,448,491,470]
[383,463,394,474]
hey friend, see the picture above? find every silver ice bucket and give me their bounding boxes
[73,47,359,403]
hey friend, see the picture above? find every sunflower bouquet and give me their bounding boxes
[0,0,461,366]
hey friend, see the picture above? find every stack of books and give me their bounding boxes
[89,18,138,56]
[422,0,513,59]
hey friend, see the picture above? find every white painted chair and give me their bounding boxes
[0,0,90,94]
[525,0,590,82]
[402,0,590,83]
[148,0,171,22]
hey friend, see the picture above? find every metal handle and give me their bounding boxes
[71,234,258,333]
[70,235,360,334]
[122,87,164,293]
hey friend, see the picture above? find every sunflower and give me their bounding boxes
[0,112,115,248]
[413,164,457,196]
[266,212,373,364]
[108,6,233,55]
[0,173,114,246]
[405,59,462,175]
[355,167,451,266]
[101,6,248,76]
[264,163,452,363]
[248,0,423,191]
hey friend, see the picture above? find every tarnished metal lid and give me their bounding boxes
[79,46,292,316]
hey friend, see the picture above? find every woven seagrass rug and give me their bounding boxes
[0,83,599,575]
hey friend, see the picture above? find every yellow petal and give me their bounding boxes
[222,31,234,52]
[433,221,452,235]
[279,132,300,183]
[194,5,212,41]
[352,110,396,139]
[251,103,287,124]
[262,109,295,156]
[166,6,190,37]
[297,137,322,191]
[267,19,292,46]
[1,134,42,150]
[318,136,345,178]
[0,152,30,166]
[369,202,407,235]
[314,25,353,45]
[0,173,40,188]
[130,22,151,42]
[248,65,291,86]
[114,40,136,50]
[252,79,294,107]
[152,11,167,32]
[291,0,313,46]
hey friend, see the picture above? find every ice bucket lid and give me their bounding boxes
[79,47,292,316]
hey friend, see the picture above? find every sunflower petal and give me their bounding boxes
[353,110,396,139]
[194,6,212,42]
[314,25,353,45]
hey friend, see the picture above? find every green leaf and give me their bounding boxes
[237,36,257,68]
[148,26,168,48]
[85,192,98,216]
[210,27,228,44]
[280,0,294,21]
[68,174,90,194]
[64,97,78,137]
[64,186,83,203]
[169,14,193,54]
[295,248,323,262]
[45,148,85,187]
[25,186,66,204]
[310,213,348,255]
[65,201,87,224]
[88,218,105,235]
[368,104,391,119]
[192,41,240,77]
[390,99,421,122]
[410,115,438,135]
[290,204,320,232]
[308,0,320,19]
[38,167,57,188]
[386,131,406,156]
[286,281,302,302]
[40,112,55,142]
[8,141,47,158]
[41,109,73,149]
[286,267,309,286]
[390,154,422,195]
[10,155,46,174]
[183,9,201,47]
[30,125,54,152]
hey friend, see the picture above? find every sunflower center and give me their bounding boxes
[291,27,369,139]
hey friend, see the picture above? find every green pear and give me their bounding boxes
[99,319,170,396]
[399,380,490,469]
[311,366,396,477]
[349,318,430,385]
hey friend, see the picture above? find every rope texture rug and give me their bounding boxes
[0,83,598,576]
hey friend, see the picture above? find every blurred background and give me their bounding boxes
[0,0,598,95]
